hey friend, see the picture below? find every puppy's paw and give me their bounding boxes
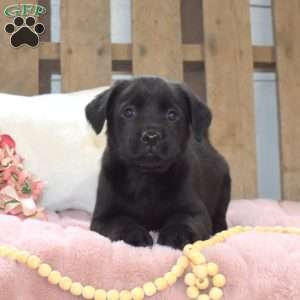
[122,227,153,247]
[158,224,195,249]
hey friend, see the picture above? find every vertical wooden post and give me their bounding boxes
[0,0,39,95]
[203,0,257,198]
[38,0,51,94]
[181,0,206,99]
[273,0,300,201]
[132,0,183,81]
[60,0,111,92]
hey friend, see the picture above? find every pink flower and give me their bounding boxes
[0,134,16,149]
[3,165,18,181]
[31,180,43,200]
[0,133,46,220]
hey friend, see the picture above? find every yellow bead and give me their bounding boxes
[184,273,197,286]
[131,287,144,300]
[232,226,243,233]
[171,265,185,277]
[290,227,297,233]
[196,278,209,290]
[282,227,291,233]
[0,246,6,256]
[220,231,233,238]
[193,265,207,279]
[197,294,210,300]
[59,276,72,291]
[82,285,95,299]
[189,252,206,265]
[16,251,30,264]
[213,234,225,243]
[7,247,18,260]
[0,246,9,256]
[265,226,274,232]
[164,272,177,285]
[143,282,156,297]
[212,274,226,288]
[243,226,252,232]
[27,255,41,269]
[209,287,223,300]
[206,239,216,247]
[177,256,189,268]
[70,282,83,296]
[38,264,52,277]
[183,244,195,256]
[186,286,199,299]
[273,226,284,233]
[94,289,107,300]
[154,277,168,291]
[107,289,119,300]
[254,226,264,232]
[292,226,300,234]
[288,227,300,234]
[120,290,132,300]
[194,241,205,250]
[2,246,11,255]
[207,263,219,277]
[48,271,61,285]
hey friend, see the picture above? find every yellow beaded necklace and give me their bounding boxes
[0,225,298,300]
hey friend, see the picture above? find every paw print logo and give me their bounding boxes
[4,16,45,48]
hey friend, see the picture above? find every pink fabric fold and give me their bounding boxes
[1,199,300,300]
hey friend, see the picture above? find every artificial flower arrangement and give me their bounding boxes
[0,134,46,220]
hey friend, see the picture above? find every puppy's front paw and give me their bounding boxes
[158,224,195,249]
[122,227,153,247]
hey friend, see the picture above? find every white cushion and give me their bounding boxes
[0,87,108,213]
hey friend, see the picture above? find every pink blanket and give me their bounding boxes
[1,199,300,300]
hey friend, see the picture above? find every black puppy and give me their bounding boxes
[85,77,230,249]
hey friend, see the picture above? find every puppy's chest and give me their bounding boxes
[129,178,167,207]
[123,177,175,229]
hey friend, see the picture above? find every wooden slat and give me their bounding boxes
[60,0,111,92]
[183,45,204,62]
[40,42,60,60]
[181,0,204,44]
[132,0,183,81]
[253,46,275,66]
[112,44,132,61]
[203,0,257,199]
[38,0,51,42]
[0,0,39,95]
[38,0,51,94]
[40,42,275,66]
[273,0,300,201]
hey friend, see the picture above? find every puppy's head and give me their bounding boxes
[85,77,211,172]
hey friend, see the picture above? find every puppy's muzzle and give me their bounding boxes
[141,129,162,146]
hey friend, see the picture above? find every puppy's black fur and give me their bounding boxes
[86,77,230,249]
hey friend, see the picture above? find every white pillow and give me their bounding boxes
[0,87,108,213]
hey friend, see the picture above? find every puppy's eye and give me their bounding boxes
[167,109,179,121]
[122,107,136,119]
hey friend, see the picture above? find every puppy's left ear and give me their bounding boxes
[85,89,111,134]
[179,84,212,142]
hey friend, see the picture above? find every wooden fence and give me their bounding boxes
[0,0,299,202]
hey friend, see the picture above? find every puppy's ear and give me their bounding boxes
[179,84,212,142]
[85,89,111,134]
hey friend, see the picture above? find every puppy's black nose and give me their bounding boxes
[141,130,162,146]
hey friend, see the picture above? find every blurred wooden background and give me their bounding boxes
[0,0,299,202]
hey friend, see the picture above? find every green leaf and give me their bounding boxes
[22,182,31,194]
[5,199,19,205]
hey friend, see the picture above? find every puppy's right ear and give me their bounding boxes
[85,88,112,134]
